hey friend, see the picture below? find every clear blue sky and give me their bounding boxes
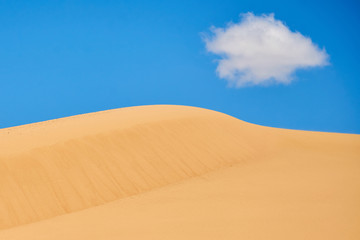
[1,0,359,133]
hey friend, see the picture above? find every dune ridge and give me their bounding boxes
[0,105,359,239]
[0,105,273,229]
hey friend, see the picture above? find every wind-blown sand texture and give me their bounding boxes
[0,105,359,239]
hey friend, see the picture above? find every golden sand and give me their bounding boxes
[0,105,359,239]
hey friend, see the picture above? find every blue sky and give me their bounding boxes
[1,0,359,133]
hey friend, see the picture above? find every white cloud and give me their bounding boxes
[203,13,329,87]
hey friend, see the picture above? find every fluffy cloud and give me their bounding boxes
[203,13,329,87]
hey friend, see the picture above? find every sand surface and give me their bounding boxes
[0,105,359,239]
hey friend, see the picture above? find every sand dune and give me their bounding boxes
[0,105,359,239]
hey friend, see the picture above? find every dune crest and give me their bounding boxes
[0,105,359,239]
[0,105,270,229]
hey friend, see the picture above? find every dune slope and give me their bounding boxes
[0,105,359,239]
